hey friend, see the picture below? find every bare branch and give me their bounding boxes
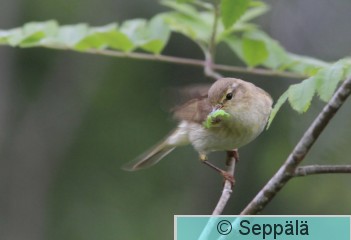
[294,165,351,176]
[212,150,238,215]
[240,76,351,215]
[204,51,223,80]
[46,46,305,79]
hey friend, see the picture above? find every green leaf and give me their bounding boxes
[120,19,147,45]
[141,15,170,53]
[160,2,212,43]
[120,16,170,53]
[23,21,58,37]
[268,59,350,125]
[217,2,267,41]
[19,32,46,47]
[288,77,316,113]
[105,31,134,51]
[223,35,243,59]
[243,30,289,69]
[0,19,170,53]
[20,21,58,47]
[0,33,7,44]
[139,39,164,53]
[240,1,269,23]
[161,13,211,43]
[315,60,347,101]
[224,29,332,74]
[284,53,329,76]
[242,37,268,67]
[221,0,251,29]
[55,24,89,47]
[344,62,351,79]
[5,29,25,46]
[74,24,134,51]
[224,33,269,67]
[162,1,199,16]
[267,91,288,129]
[224,31,289,69]
[2,21,59,47]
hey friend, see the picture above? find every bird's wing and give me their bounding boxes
[172,96,212,124]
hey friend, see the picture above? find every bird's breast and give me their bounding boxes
[187,105,269,153]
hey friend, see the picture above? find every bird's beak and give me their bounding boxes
[212,104,223,112]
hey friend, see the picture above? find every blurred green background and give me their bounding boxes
[1,0,351,239]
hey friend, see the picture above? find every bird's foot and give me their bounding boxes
[221,171,235,187]
[200,156,235,188]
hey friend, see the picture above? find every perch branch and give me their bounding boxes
[198,151,238,239]
[240,76,351,215]
[212,150,238,215]
[294,165,351,176]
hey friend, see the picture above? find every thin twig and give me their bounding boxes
[209,0,220,58]
[203,0,222,80]
[204,51,223,80]
[294,165,351,176]
[240,76,351,215]
[45,46,305,79]
[201,0,222,79]
[212,150,238,215]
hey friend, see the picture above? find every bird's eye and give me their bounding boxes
[226,92,233,100]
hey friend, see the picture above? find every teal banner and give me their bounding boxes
[175,216,350,240]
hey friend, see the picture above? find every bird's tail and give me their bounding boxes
[122,138,176,171]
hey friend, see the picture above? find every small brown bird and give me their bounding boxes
[123,78,272,181]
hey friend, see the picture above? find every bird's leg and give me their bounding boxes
[199,153,235,185]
